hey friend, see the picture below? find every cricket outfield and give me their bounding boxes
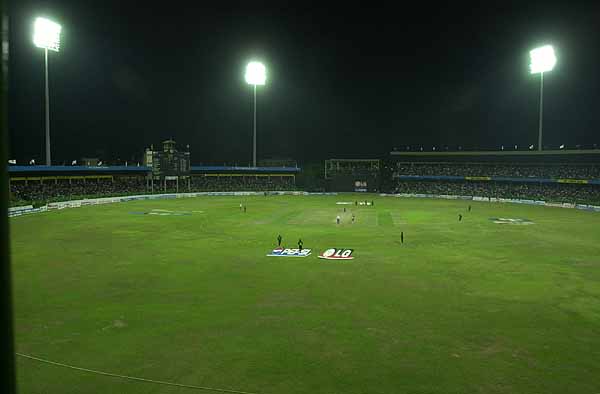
[10,194,600,394]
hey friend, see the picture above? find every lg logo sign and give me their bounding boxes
[318,248,354,260]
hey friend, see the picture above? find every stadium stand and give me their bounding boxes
[189,175,295,192]
[395,162,600,179]
[393,180,600,205]
[9,177,147,206]
[8,165,299,206]
[387,150,600,205]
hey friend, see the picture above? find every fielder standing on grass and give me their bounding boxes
[468,205,472,212]
[336,215,341,225]
[459,213,462,222]
[298,238,304,252]
[277,234,282,247]
[401,231,404,244]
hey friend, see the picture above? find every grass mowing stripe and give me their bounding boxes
[377,210,394,226]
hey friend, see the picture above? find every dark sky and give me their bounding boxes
[8,1,600,165]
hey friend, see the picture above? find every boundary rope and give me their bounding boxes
[16,353,259,394]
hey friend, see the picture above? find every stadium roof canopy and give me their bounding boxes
[190,166,300,174]
[389,150,600,163]
[8,165,301,176]
[8,165,150,175]
[390,149,600,157]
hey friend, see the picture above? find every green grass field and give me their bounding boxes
[9,194,600,394]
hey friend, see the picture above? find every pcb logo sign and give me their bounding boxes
[318,248,354,260]
[267,247,312,257]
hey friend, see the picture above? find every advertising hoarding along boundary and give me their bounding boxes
[378,193,600,213]
[7,191,337,217]
[7,191,600,218]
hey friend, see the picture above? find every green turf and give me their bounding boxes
[9,194,600,394]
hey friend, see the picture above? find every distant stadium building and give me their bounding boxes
[325,159,380,192]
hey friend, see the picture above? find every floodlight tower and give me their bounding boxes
[529,45,556,152]
[33,17,62,165]
[245,61,266,167]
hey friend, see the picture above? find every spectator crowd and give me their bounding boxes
[189,176,295,192]
[393,180,600,205]
[9,177,147,206]
[326,160,380,176]
[9,175,296,206]
[394,162,600,179]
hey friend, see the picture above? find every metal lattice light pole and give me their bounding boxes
[245,61,266,167]
[33,17,62,165]
[529,45,556,152]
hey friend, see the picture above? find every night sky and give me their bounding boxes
[8,1,600,165]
